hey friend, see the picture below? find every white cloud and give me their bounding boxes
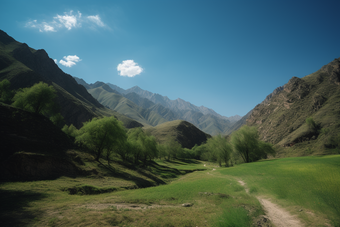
[43,23,56,32]
[59,55,81,67]
[26,10,107,32]
[54,11,81,30]
[26,20,54,32]
[117,60,143,77]
[87,15,105,27]
[54,59,57,64]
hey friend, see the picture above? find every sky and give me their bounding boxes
[1,0,340,117]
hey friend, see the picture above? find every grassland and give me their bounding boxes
[219,155,340,226]
[1,155,339,226]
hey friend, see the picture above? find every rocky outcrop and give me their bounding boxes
[246,57,340,148]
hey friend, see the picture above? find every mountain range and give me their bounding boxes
[74,77,242,135]
[1,28,339,158]
[0,29,210,149]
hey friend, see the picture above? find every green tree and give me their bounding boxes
[0,79,14,104]
[62,124,78,138]
[157,139,182,161]
[206,135,233,167]
[231,125,275,163]
[76,116,127,161]
[12,82,58,115]
[306,117,321,134]
[127,128,158,165]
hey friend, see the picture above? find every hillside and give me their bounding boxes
[88,85,168,126]
[145,120,211,149]
[0,103,77,180]
[122,85,238,135]
[75,77,239,135]
[246,57,340,156]
[0,30,141,129]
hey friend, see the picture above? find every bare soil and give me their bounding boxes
[238,180,303,227]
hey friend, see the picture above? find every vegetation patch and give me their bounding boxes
[62,185,117,195]
[219,155,340,226]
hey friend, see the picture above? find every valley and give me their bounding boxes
[1,28,340,227]
[1,155,339,226]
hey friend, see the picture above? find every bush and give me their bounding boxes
[231,126,275,163]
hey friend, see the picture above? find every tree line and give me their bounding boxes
[62,116,276,167]
[1,79,276,166]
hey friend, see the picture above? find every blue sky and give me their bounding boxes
[1,0,340,117]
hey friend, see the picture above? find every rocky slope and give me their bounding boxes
[246,57,340,156]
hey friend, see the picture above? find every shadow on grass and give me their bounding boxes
[97,161,164,188]
[0,189,47,227]
[162,158,201,165]
[177,158,202,164]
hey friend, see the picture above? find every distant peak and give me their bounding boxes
[0,29,16,45]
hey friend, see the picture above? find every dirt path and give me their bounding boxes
[238,180,303,227]
[79,203,180,210]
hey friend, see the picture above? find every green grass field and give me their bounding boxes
[1,155,339,226]
[219,155,340,226]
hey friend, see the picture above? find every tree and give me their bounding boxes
[206,135,233,167]
[231,125,275,163]
[76,116,127,161]
[12,82,58,115]
[0,79,14,104]
[306,117,321,134]
[62,124,78,138]
[127,128,158,165]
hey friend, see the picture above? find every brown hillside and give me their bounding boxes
[247,57,340,156]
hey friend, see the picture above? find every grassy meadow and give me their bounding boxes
[1,155,340,226]
[219,155,340,226]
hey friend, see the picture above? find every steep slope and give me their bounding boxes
[96,84,235,135]
[124,86,237,135]
[0,103,80,181]
[88,85,168,126]
[247,57,340,156]
[76,78,234,135]
[0,30,141,129]
[226,86,284,134]
[145,120,211,149]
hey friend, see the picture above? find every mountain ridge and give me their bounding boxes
[74,77,241,135]
[0,29,142,129]
[245,57,340,156]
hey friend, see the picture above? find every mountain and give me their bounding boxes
[125,85,240,122]
[144,120,211,149]
[0,30,142,129]
[87,85,168,126]
[246,57,340,156]
[75,78,240,135]
[121,86,241,135]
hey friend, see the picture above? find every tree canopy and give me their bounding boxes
[0,79,14,104]
[206,134,233,167]
[12,82,58,115]
[76,116,127,161]
[127,127,158,165]
[231,125,275,163]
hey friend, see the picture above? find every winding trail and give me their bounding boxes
[238,180,303,227]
